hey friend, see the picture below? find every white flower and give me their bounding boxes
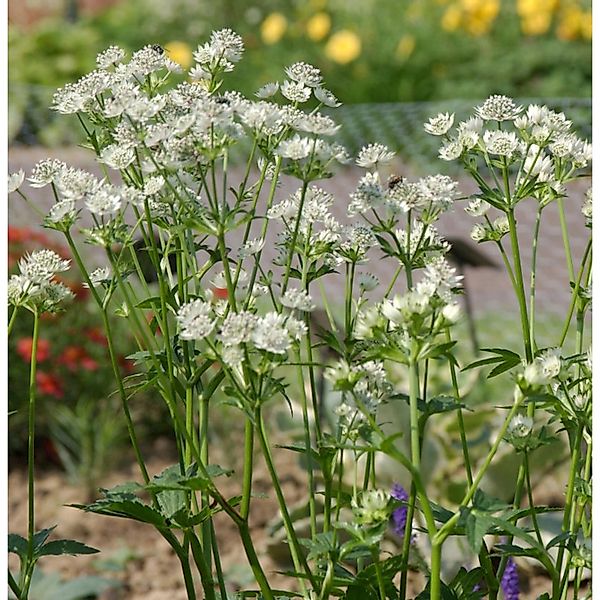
[83,267,112,288]
[177,299,215,340]
[281,80,312,103]
[28,159,68,188]
[424,112,454,136]
[252,312,292,354]
[210,28,244,63]
[483,130,520,158]
[507,414,533,438]
[221,344,244,367]
[18,249,70,286]
[539,348,562,380]
[582,187,592,222]
[358,272,379,292]
[285,62,322,87]
[85,186,122,217]
[314,87,341,107]
[46,199,77,224]
[219,311,257,346]
[348,171,386,216]
[438,139,463,161]
[465,197,489,217]
[100,144,136,170]
[239,237,265,259]
[297,113,340,136]
[281,289,315,311]
[255,82,280,99]
[96,45,125,69]
[475,95,523,121]
[441,303,461,323]
[470,223,487,242]
[8,170,25,193]
[286,316,308,340]
[276,135,313,160]
[356,144,395,168]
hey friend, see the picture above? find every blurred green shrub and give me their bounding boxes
[8,0,591,145]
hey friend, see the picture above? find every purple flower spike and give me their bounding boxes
[500,557,519,600]
[390,483,409,537]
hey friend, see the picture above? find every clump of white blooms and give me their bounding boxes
[351,490,392,525]
[281,289,315,312]
[9,249,73,311]
[507,414,533,438]
[475,95,523,121]
[8,170,25,194]
[356,143,395,169]
[177,299,216,340]
[424,112,454,136]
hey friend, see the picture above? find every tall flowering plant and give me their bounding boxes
[8,30,591,600]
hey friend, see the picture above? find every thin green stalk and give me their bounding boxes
[64,231,152,487]
[506,209,532,362]
[282,180,309,295]
[524,452,544,547]
[529,203,542,353]
[8,306,19,336]
[554,424,584,597]
[21,309,39,599]
[429,542,442,600]
[371,548,387,600]
[434,396,524,547]
[557,198,575,283]
[8,569,20,597]
[209,522,229,600]
[255,408,315,593]
[188,530,216,600]
[240,419,254,520]
[558,238,591,347]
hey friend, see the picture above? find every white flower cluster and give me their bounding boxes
[9,249,74,311]
[176,300,308,362]
[522,348,563,388]
[426,96,591,181]
[349,167,459,220]
[470,216,510,243]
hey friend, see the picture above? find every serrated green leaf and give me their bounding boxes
[39,539,99,556]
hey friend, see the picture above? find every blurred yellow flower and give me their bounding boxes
[261,12,288,45]
[396,34,416,59]
[165,41,193,69]
[580,10,592,39]
[557,6,582,40]
[442,5,462,31]
[306,12,331,41]
[325,30,361,64]
[521,12,552,35]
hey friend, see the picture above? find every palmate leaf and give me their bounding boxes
[8,533,28,560]
[343,555,404,600]
[462,347,521,378]
[38,539,99,557]
[69,495,167,528]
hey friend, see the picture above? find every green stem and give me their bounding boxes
[506,209,532,362]
[554,424,584,597]
[240,419,254,520]
[371,548,387,600]
[255,407,315,593]
[8,306,19,337]
[188,530,215,600]
[22,309,39,600]
[558,238,591,348]
[529,203,542,353]
[430,542,442,600]
[524,451,544,547]
[557,197,575,283]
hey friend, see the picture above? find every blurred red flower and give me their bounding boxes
[16,337,51,363]
[36,371,64,398]
[57,345,99,371]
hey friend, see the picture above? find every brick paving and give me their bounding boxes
[8,146,590,318]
